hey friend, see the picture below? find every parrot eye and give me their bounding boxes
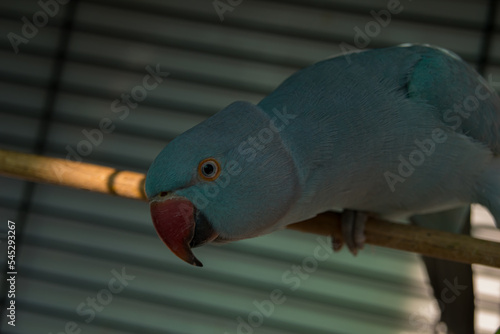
[198,158,221,181]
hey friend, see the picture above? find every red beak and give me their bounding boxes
[150,194,217,267]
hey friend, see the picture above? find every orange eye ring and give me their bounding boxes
[198,158,221,181]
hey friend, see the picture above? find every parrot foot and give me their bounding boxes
[333,209,367,255]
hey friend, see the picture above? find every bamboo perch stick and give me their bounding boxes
[0,149,146,200]
[1,148,499,268]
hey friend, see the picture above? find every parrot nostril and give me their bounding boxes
[159,192,168,197]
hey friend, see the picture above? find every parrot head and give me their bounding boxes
[145,101,299,266]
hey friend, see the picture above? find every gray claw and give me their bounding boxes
[340,209,367,255]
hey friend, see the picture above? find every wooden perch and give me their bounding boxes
[1,148,499,268]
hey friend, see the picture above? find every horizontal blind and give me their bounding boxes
[0,0,499,333]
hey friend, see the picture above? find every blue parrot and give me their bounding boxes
[146,44,500,333]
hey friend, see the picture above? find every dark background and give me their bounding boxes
[0,0,499,333]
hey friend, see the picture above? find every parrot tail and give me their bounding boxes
[411,207,474,334]
[477,157,500,228]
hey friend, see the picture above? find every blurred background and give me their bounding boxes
[0,0,499,333]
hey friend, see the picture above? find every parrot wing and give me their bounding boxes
[406,45,500,228]
[406,45,500,154]
[404,45,498,333]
